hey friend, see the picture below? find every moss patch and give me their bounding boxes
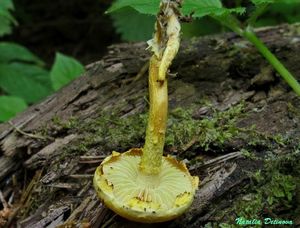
[62,102,246,156]
[168,103,244,150]
[216,145,300,225]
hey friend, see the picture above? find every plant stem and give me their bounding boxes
[140,55,168,175]
[242,27,300,96]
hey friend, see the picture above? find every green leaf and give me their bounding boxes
[0,18,11,36]
[183,0,221,16]
[253,1,300,27]
[0,96,27,122]
[107,0,160,15]
[282,0,300,3]
[0,0,17,36]
[183,0,245,18]
[0,63,52,103]
[111,7,155,41]
[0,42,44,65]
[1,0,15,10]
[107,0,245,18]
[50,53,85,91]
[251,0,274,5]
[251,0,299,5]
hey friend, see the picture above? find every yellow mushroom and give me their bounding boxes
[94,0,199,223]
[94,148,198,223]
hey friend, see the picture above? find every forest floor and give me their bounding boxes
[0,23,300,227]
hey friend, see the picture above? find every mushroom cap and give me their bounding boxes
[93,148,199,223]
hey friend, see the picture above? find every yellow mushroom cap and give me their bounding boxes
[93,148,199,223]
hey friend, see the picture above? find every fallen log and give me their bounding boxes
[0,23,300,227]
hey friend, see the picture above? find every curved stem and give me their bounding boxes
[140,0,181,175]
[243,27,300,96]
[140,56,168,175]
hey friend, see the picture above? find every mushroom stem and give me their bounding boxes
[140,55,168,175]
[140,0,181,175]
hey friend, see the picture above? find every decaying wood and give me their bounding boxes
[0,23,300,227]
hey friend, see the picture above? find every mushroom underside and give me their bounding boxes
[93,148,198,223]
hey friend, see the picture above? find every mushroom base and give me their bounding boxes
[93,148,199,223]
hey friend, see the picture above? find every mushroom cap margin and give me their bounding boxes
[93,148,199,223]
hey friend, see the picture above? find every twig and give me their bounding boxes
[189,151,242,171]
[80,155,107,159]
[65,196,92,222]
[101,214,117,228]
[133,61,149,81]
[79,155,106,164]
[121,61,149,84]
[0,191,8,209]
[20,170,43,219]
[1,190,20,228]
[180,136,198,153]
[8,121,52,140]
[69,174,94,179]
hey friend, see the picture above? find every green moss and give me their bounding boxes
[48,100,295,166]
[51,102,246,158]
[240,148,258,160]
[240,124,292,149]
[232,174,296,221]
[287,102,300,118]
[52,115,79,130]
[219,223,243,228]
[229,147,300,222]
[236,194,263,218]
[37,99,300,224]
[166,103,244,151]
[67,112,148,152]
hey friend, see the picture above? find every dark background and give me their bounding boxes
[3,0,120,65]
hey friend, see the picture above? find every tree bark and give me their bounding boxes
[0,23,300,227]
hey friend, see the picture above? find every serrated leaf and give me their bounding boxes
[0,42,44,65]
[186,7,245,18]
[108,0,245,19]
[0,96,27,122]
[0,63,52,103]
[184,0,222,12]
[111,7,155,41]
[107,0,160,15]
[50,53,85,91]
[183,0,245,18]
